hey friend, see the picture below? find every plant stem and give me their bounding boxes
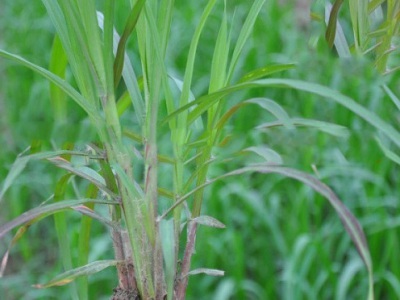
[175,222,198,300]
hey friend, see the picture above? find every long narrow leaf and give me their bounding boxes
[0,199,117,240]
[325,0,344,48]
[47,157,117,199]
[226,0,266,82]
[0,50,100,121]
[49,34,69,122]
[53,173,79,300]
[113,0,146,88]
[33,260,120,288]
[97,12,145,125]
[164,79,400,149]
[0,150,103,203]
[257,118,350,138]
[160,164,374,299]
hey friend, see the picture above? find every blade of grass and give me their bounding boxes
[0,198,117,240]
[46,156,117,199]
[0,50,101,123]
[325,0,344,48]
[164,78,400,149]
[33,260,121,289]
[160,164,374,300]
[49,34,68,122]
[53,173,79,300]
[226,0,266,83]
[0,150,103,203]
[44,1,100,104]
[325,2,351,58]
[113,0,146,88]
[77,184,98,300]
[238,63,296,83]
[97,11,145,125]
[257,118,350,138]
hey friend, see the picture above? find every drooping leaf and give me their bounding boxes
[242,146,283,165]
[0,50,100,122]
[215,97,295,141]
[383,84,400,111]
[165,79,400,150]
[0,150,102,203]
[0,198,116,240]
[375,135,400,165]
[47,157,116,198]
[33,260,121,289]
[257,117,350,138]
[160,164,374,300]
[72,205,117,229]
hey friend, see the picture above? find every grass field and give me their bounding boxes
[0,1,399,299]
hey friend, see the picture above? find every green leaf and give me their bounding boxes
[165,78,400,149]
[97,11,145,126]
[77,184,98,300]
[0,199,117,240]
[33,260,120,288]
[192,216,226,229]
[186,268,225,277]
[53,173,79,300]
[49,34,69,122]
[238,63,296,83]
[113,0,146,88]
[46,156,117,199]
[0,50,100,122]
[325,0,344,48]
[242,146,283,165]
[246,98,295,129]
[375,135,400,165]
[257,117,350,138]
[72,205,116,228]
[160,164,374,300]
[160,219,176,300]
[383,84,400,111]
[325,2,351,58]
[215,98,294,140]
[227,0,266,82]
[0,150,102,204]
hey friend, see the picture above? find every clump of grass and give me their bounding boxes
[0,1,381,299]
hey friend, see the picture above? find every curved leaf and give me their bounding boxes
[165,78,400,151]
[0,150,103,204]
[0,50,100,121]
[33,260,120,289]
[0,198,116,240]
[257,117,350,138]
[242,146,283,165]
[47,157,117,198]
[160,164,374,299]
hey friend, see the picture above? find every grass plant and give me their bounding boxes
[0,0,398,299]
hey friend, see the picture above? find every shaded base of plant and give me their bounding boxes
[111,287,139,300]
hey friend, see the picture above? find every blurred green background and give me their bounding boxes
[0,0,399,299]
